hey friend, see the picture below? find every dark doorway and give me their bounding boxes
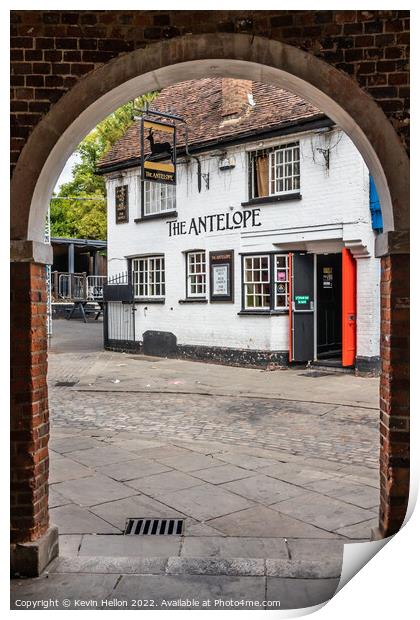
[316,253,342,360]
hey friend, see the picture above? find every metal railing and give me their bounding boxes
[51,271,107,302]
[87,275,107,300]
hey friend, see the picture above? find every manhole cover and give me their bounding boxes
[54,380,78,387]
[124,518,184,536]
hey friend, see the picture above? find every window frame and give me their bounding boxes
[138,180,177,220]
[248,141,300,201]
[241,252,290,313]
[186,250,207,299]
[131,255,165,300]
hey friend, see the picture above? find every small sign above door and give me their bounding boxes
[322,266,333,288]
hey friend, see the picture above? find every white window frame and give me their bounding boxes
[243,255,271,310]
[186,251,207,298]
[274,254,289,310]
[242,253,290,311]
[249,141,300,199]
[268,143,300,196]
[132,256,165,299]
[143,181,176,216]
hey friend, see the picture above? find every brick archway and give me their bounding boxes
[11,29,409,575]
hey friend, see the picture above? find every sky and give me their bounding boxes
[54,152,80,193]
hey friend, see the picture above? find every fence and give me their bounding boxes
[51,271,106,302]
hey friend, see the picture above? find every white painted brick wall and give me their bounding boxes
[105,128,379,356]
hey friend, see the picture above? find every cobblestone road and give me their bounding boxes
[48,321,379,467]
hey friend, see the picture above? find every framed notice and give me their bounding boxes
[210,250,234,302]
[115,185,129,224]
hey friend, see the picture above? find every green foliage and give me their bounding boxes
[50,92,158,240]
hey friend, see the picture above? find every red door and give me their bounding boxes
[342,248,357,366]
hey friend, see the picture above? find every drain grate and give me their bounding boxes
[124,518,184,536]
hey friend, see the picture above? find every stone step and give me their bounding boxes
[50,555,342,579]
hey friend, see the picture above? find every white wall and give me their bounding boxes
[105,128,380,357]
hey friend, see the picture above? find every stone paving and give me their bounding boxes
[11,319,381,610]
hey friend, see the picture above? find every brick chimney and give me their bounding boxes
[221,79,253,119]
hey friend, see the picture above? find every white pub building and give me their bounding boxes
[98,78,383,375]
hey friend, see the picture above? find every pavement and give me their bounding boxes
[11,318,380,611]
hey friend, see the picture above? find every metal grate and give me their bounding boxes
[124,518,184,536]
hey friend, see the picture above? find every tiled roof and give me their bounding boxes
[98,78,324,170]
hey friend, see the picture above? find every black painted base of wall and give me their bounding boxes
[105,339,142,353]
[177,344,289,369]
[355,355,381,377]
[103,330,377,375]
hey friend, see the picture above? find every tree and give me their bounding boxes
[50,92,158,239]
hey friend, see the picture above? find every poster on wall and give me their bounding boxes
[323,266,333,288]
[210,250,234,302]
[115,185,129,224]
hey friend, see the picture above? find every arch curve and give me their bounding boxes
[11,33,408,243]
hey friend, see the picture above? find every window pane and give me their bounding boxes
[187,251,206,297]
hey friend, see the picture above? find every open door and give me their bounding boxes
[342,248,357,366]
[289,252,315,362]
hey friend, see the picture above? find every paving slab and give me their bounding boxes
[96,458,172,482]
[106,437,165,451]
[266,558,341,579]
[185,520,228,537]
[216,452,281,470]
[287,539,345,562]
[266,577,339,609]
[335,517,378,539]
[155,453,225,472]
[78,534,182,557]
[49,455,94,484]
[167,557,265,576]
[49,436,104,454]
[271,491,376,531]
[134,445,196,460]
[10,574,118,609]
[181,536,288,559]
[207,505,341,539]
[157,483,253,521]
[126,470,203,496]
[50,504,121,534]
[52,474,137,507]
[58,534,83,555]
[341,473,380,489]
[304,478,379,509]
[66,446,140,467]
[111,574,267,609]
[190,464,255,484]
[221,474,307,506]
[49,487,72,508]
[52,556,167,574]
[259,462,336,486]
[89,494,185,530]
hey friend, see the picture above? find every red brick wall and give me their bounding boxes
[379,255,410,535]
[10,263,49,543]
[10,10,410,174]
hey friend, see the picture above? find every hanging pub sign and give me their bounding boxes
[210,250,234,303]
[115,184,129,224]
[140,117,176,186]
